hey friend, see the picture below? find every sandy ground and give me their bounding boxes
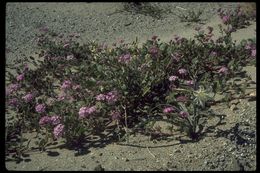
[5,2,256,171]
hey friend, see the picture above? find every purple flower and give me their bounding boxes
[53,124,65,139]
[6,83,20,96]
[251,49,256,57]
[96,94,106,101]
[118,53,132,63]
[39,116,51,126]
[61,80,72,90]
[179,111,189,118]
[105,91,119,104]
[217,66,228,75]
[176,95,189,102]
[178,68,188,75]
[8,98,19,107]
[110,111,121,121]
[148,46,159,56]
[16,73,25,82]
[50,115,61,126]
[79,106,97,119]
[169,75,179,82]
[35,104,46,113]
[185,80,194,86]
[22,93,34,103]
[222,15,230,24]
[163,107,175,113]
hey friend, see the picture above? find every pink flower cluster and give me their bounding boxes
[163,107,175,113]
[22,93,34,103]
[169,75,179,82]
[178,68,188,75]
[251,49,256,57]
[35,104,46,113]
[6,84,19,96]
[179,111,189,119]
[8,98,19,107]
[16,73,25,82]
[118,53,132,63]
[61,80,72,90]
[79,106,97,119]
[221,15,230,24]
[53,124,65,139]
[96,91,119,104]
[39,115,61,126]
[185,80,194,86]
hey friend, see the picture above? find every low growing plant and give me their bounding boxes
[5,23,256,154]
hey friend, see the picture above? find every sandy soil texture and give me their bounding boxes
[5,2,256,171]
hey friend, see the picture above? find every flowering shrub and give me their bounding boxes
[5,24,255,158]
[218,5,256,31]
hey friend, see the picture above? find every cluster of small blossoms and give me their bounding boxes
[163,107,175,113]
[39,115,64,139]
[178,68,188,76]
[185,80,194,86]
[118,53,132,63]
[79,106,97,119]
[96,91,119,104]
[163,107,189,119]
[179,111,189,119]
[169,75,179,82]
[245,42,256,57]
[8,98,19,107]
[39,115,61,126]
[6,83,20,96]
[22,93,34,103]
[16,73,25,82]
[35,104,46,113]
[53,124,65,139]
[61,80,72,90]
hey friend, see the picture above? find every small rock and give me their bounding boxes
[230,104,238,111]
[94,164,104,171]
